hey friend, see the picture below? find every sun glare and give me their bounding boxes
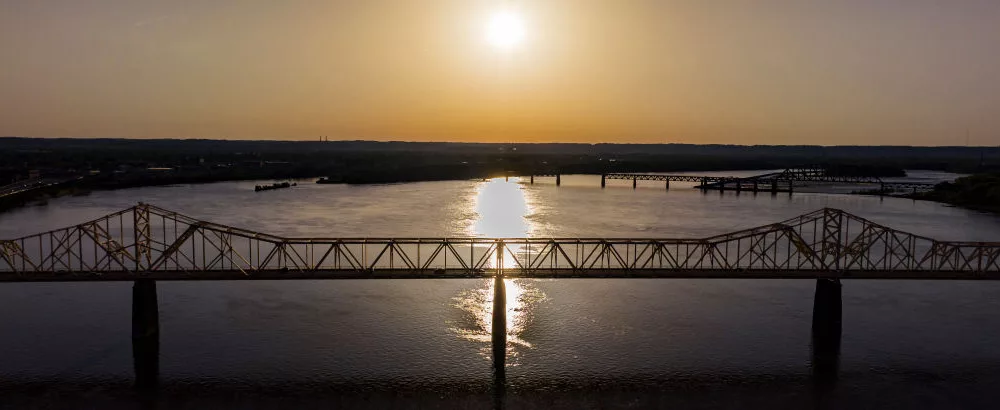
[486,10,526,50]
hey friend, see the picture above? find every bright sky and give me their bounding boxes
[2,0,999,145]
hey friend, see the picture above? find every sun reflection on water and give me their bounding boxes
[470,177,533,238]
[452,278,543,348]
[450,177,546,364]
[471,177,534,269]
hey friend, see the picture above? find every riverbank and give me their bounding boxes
[0,171,309,213]
[913,174,1000,214]
[10,137,970,214]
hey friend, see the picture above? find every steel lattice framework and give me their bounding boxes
[1,203,998,281]
[605,173,725,183]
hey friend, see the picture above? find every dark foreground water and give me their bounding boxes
[2,173,1000,409]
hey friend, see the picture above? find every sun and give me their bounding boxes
[486,10,526,50]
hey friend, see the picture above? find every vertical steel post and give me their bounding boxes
[133,204,151,272]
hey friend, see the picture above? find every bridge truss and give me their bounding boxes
[1,204,998,281]
[604,168,937,191]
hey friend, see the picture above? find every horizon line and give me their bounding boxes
[1,136,997,149]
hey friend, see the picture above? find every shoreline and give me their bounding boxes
[906,174,1000,215]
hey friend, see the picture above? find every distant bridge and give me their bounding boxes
[2,203,995,281]
[522,167,939,192]
[0,176,82,200]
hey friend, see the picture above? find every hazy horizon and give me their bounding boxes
[2,1,999,146]
[7,135,1000,150]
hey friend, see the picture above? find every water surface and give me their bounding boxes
[1,173,999,408]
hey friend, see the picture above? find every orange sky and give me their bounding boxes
[2,0,999,145]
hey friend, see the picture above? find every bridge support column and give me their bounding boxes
[665,180,670,190]
[811,279,841,382]
[600,174,606,188]
[753,181,758,193]
[132,279,160,391]
[771,180,778,194]
[879,183,886,197]
[633,178,637,189]
[719,179,726,192]
[701,177,708,192]
[505,175,508,182]
[735,179,742,194]
[530,175,534,184]
[492,275,507,377]
[789,180,794,195]
[556,174,561,186]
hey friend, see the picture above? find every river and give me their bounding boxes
[2,172,999,409]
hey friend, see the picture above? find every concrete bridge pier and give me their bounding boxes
[633,178,637,189]
[492,275,507,378]
[771,180,778,194]
[752,181,759,193]
[530,175,534,184]
[132,279,160,390]
[601,174,606,188]
[788,180,794,196]
[735,179,742,194]
[719,179,726,192]
[701,177,709,193]
[555,174,561,186]
[505,175,508,182]
[665,180,670,190]
[811,278,842,382]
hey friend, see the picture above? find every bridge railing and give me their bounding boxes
[1,205,998,278]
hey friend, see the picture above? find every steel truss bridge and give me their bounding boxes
[602,167,937,191]
[2,203,998,281]
[2,203,997,388]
